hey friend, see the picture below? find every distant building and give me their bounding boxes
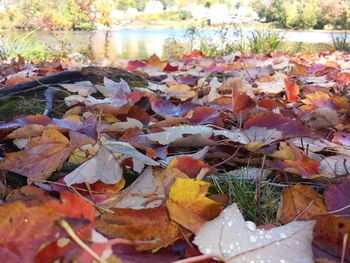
[208,4,230,25]
[144,1,164,14]
[0,0,5,10]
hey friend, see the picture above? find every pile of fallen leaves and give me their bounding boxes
[0,50,349,263]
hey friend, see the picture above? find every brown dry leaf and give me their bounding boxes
[277,185,328,224]
[301,108,339,130]
[166,178,222,233]
[0,129,72,181]
[94,206,181,251]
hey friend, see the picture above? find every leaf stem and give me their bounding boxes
[173,254,226,263]
[257,155,266,225]
[341,232,349,263]
[59,219,108,263]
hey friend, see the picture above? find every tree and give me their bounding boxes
[265,0,286,27]
[301,0,318,29]
[285,1,299,28]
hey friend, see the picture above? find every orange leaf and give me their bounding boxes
[0,129,72,181]
[270,156,320,178]
[0,202,65,263]
[0,190,93,263]
[166,178,222,233]
[277,185,328,224]
[284,78,299,103]
[94,206,181,250]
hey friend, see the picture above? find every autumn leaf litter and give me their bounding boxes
[0,50,349,262]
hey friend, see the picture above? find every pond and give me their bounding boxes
[0,29,344,61]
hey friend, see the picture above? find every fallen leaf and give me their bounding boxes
[94,206,181,250]
[167,157,217,178]
[277,185,328,224]
[244,111,312,137]
[324,179,350,219]
[194,203,315,263]
[313,215,350,262]
[166,178,222,232]
[0,129,72,182]
[64,139,159,186]
[284,78,299,103]
[146,125,213,145]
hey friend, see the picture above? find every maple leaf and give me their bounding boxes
[0,129,72,182]
[194,203,315,263]
[166,178,223,233]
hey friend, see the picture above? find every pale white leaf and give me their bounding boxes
[104,118,143,131]
[213,129,248,144]
[60,81,96,96]
[95,77,131,97]
[255,72,287,94]
[109,166,161,209]
[103,140,160,173]
[64,145,123,186]
[245,126,283,144]
[162,146,210,166]
[146,126,213,145]
[319,155,350,177]
[194,203,315,263]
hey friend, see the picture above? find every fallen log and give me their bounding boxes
[0,70,84,97]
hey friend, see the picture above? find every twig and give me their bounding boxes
[328,203,350,214]
[292,200,315,222]
[214,146,241,167]
[341,232,349,263]
[173,254,226,263]
[258,155,266,225]
[59,219,108,263]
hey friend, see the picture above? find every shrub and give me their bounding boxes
[245,28,284,54]
[331,30,350,52]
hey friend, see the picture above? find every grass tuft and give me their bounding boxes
[209,170,281,225]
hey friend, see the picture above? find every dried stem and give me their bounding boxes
[59,219,108,263]
[173,254,226,263]
[257,155,266,225]
[341,232,349,263]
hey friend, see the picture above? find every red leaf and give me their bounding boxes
[270,156,320,178]
[127,60,146,70]
[167,157,217,178]
[244,111,312,137]
[324,179,350,220]
[284,78,299,103]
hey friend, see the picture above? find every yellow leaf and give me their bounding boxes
[166,178,222,233]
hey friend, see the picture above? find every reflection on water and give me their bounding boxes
[0,29,341,61]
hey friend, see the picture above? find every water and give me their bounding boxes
[0,29,343,61]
